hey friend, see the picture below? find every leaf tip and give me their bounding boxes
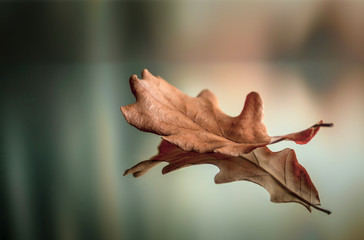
[142,68,152,79]
[247,91,260,98]
[245,91,263,107]
[129,74,139,82]
[129,74,141,99]
[120,105,131,123]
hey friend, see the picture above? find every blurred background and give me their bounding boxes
[1,0,364,239]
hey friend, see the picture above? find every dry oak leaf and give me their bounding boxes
[121,69,332,156]
[124,140,331,214]
[121,69,333,214]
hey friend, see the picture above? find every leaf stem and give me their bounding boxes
[311,205,332,215]
[312,123,334,128]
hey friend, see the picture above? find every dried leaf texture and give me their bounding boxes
[124,141,331,214]
[121,69,328,156]
[121,69,332,214]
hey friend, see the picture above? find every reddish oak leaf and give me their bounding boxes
[121,69,332,156]
[124,140,331,214]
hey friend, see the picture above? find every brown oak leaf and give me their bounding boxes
[121,69,332,156]
[124,140,331,214]
[121,69,332,214]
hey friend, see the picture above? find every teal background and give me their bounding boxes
[1,1,364,240]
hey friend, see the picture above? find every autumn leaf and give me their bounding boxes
[124,140,331,214]
[121,69,332,214]
[121,69,331,156]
